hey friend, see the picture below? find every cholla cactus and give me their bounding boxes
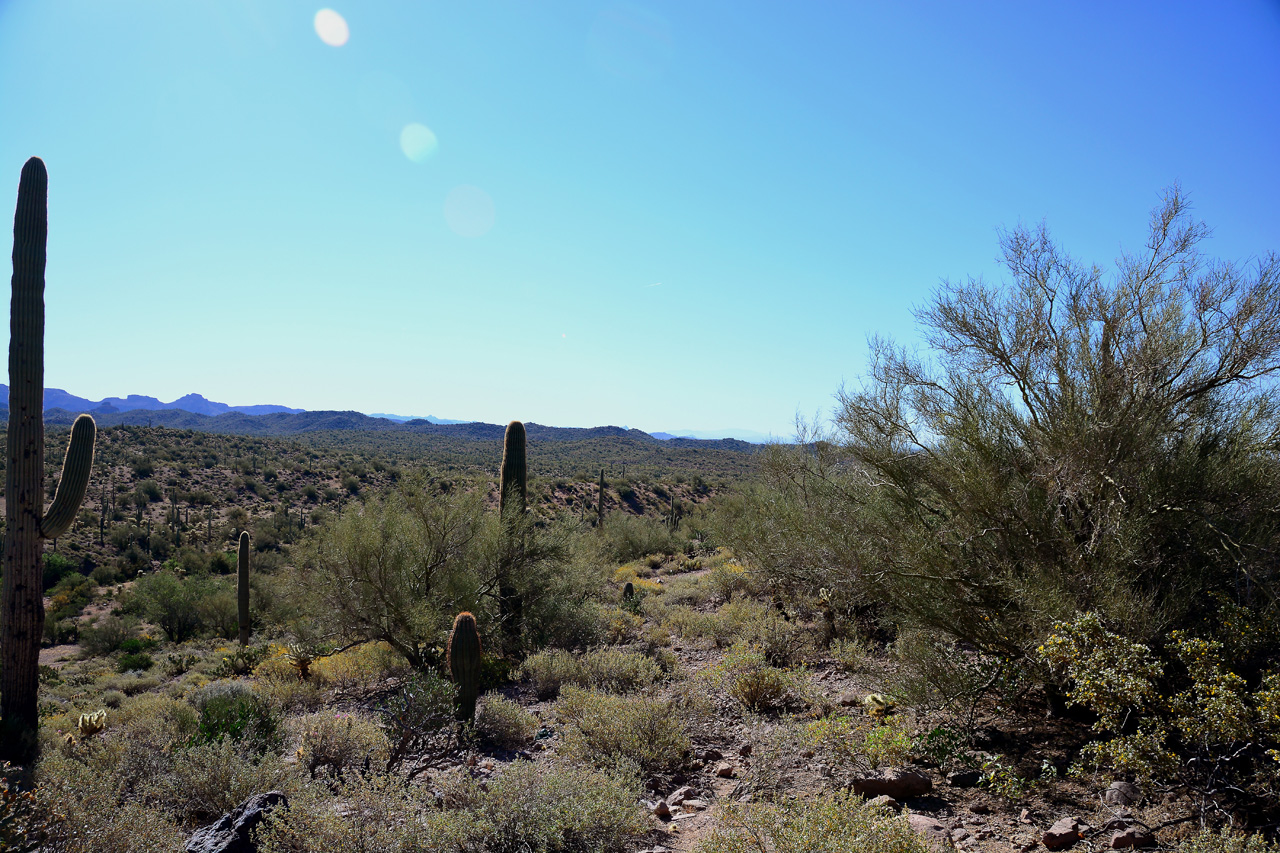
[76,709,107,738]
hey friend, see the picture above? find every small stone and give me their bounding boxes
[682,799,708,810]
[839,691,861,706]
[1104,781,1142,806]
[867,794,900,810]
[908,814,951,852]
[1020,809,1033,824]
[715,761,736,778]
[668,785,696,806]
[1043,817,1083,850]
[699,747,723,761]
[1110,827,1155,849]
[738,742,753,757]
[649,800,671,818]
[970,803,992,815]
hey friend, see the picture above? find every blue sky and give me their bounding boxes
[2,1,1277,437]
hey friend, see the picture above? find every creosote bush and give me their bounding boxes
[473,695,538,751]
[709,644,810,714]
[518,647,665,700]
[556,686,689,777]
[695,790,934,853]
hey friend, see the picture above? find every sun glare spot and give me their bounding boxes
[400,123,439,162]
[444,186,496,238]
[314,9,349,47]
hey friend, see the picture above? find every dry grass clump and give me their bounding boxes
[289,710,389,779]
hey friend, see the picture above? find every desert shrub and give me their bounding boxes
[260,761,645,853]
[518,648,664,700]
[152,736,292,823]
[805,714,914,778]
[190,681,282,753]
[726,193,1280,700]
[382,670,456,776]
[259,773,456,853]
[580,648,666,693]
[116,652,154,673]
[473,695,538,751]
[556,686,689,776]
[709,645,810,714]
[470,759,647,853]
[1174,829,1280,852]
[695,790,933,853]
[290,711,388,779]
[660,605,740,648]
[707,561,752,602]
[1037,611,1280,814]
[46,573,93,621]
[830,636,871,673]
[125,572,209,642]
[32,754,185,853]
[312,641,410,693]
[518,650,583,700]
[594,514,681,564]
[42,552,80,591]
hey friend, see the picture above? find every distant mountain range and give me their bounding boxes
[0,386,303,417]
[0,386,772,444]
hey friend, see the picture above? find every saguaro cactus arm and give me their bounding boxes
[40,414,97,539]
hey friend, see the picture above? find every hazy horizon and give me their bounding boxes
[3,2,1277,436]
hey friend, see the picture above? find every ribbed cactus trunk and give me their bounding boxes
[2,158,96,763]
[497,421,526,648]
[596,468,605,527]
[237,531,251,646]
[447,611,482,722]
[498,420,527,519]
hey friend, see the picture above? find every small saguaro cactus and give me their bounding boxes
[237,531,251,646]
[447,611,482,722]
[1,157,97,762]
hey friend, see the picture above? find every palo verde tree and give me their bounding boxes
[728,187,1280,676]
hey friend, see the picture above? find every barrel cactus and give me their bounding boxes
[237,531,251,646]
[1,158,97,761]
[448,611,482,722]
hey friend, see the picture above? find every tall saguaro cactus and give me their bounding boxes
[497,421,527,646]
[2,157,97,762]
[498,420,527,520]
[237,531,251,646]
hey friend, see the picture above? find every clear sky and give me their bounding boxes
[2,1,1278,437]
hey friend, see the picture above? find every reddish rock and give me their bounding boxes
[1043,817,1084,850]
[850,768,933,799]
[908,814,952,851]
[1110,827,1155,849]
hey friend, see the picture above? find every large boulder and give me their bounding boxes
[186,791,289,853]
[849,768,933,799]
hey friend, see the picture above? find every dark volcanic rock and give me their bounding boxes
[186,791,288,853]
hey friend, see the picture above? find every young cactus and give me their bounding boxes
[2,158,97,762]
[447,611,482,722]
[237,531,251,646]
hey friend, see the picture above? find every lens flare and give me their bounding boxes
[444,186,496,238]
[400,123,439,162]
[314,9,349,47]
